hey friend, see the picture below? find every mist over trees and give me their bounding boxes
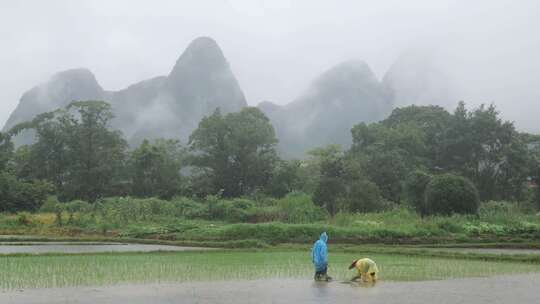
[1,99,539,216]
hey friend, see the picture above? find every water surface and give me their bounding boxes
[0,242,210,254]
[1,274,538,304]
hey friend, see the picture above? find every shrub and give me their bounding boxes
[16,212,32,226]
[39,196,60,212]
[212,199,255,222]
[537,187,540,211]
[479,201,521,222]
[246,205,280,223]
[97,197,179,223]
[170,197,208,219]
[64,200,92,224]
[0,172,54,212]
[339,179,384,212]
[277,192,327,223]
[424,174,480,215]
[404,170,432,214]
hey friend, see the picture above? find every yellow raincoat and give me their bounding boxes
[351,258,379,282]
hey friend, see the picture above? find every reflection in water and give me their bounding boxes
[311,280,330,299]
[341,280,377,288]
[311,279,378,302]
[2,275,540,304]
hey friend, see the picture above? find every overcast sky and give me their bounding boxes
[1,0,539,132]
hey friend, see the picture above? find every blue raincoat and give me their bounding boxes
[312,232,328,271]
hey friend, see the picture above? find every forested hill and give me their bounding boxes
[2,37,247,147]
[4,37,452,157]
[258,60,393,158]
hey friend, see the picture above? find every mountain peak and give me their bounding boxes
[2,67,104,141]
[168,36,228,79]
[187,36,220,50]
[314,60,376,88]
[383,50,457,108]
[164,36,246,123]
[51,68,97,81]
[45,68,103,94]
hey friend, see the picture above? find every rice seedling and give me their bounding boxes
[1,250,540,290]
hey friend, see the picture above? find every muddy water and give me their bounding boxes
[0,243,211,254]
[1,274,539,304]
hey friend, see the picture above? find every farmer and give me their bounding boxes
[348,258,379,283]
[312,232,332,281]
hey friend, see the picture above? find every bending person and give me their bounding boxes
[348,258,379,283]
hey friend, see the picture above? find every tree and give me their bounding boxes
[527,135,540,210]
[404,170,432,214]
[424,174,480,215]
[0,172,53,212]
[266,159,305,198]
[10,101,127,201]
[350,121,420,203]
[189,107,278,197]
[311,145,346,215]
[339,178,382,212]
[362,149,407,203]
[0,131,54,212]
[130,139,185,198]
[442,102,529,201]
[382,105,452,167]
[0,132,13,172]
[65,101,127,201]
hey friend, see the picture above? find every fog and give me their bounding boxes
[1,0,539,133]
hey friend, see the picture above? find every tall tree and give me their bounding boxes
[382,105,452,167]
[310,145,345,215]
[189,107,278,197]
[64,101,127,201]
[0,132,13,172]
[350,121,423,202]
[443,103,528,200]
[10,101,127,201]
[130,139,185,198]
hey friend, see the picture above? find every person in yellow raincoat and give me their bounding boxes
[348,258,379,282]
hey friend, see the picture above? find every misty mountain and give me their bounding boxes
[4,36,457,158]
[2,68,106,145]
[259,60,393,158]
[382,51,457,110]
[3,37,247,146]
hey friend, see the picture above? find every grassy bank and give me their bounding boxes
[1,200,539,246]
[2,250,540,290]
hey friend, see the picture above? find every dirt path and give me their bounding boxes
[2,273,539,304]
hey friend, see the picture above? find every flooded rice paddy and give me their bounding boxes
[1,241,540,303]
[1,274,539,304]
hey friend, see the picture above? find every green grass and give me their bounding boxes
[2,200,540,246]
[1,250,540,290]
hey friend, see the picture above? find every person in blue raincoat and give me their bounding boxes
[312,232,332,281]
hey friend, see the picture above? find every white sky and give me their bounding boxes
[1,0,539,132]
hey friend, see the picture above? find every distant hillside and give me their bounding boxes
[4,40,456,158]
[3,37,247,146]
[382,50,457,109]
[259,60,393,158]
